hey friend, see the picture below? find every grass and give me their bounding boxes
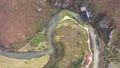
[45,10,88,68]
[44,42,65,68]
[65,11,74,18]
[27,29,50,52]
[0,54,50,68]
[30,31,45,47]
[45,17,87,68]
[28,29,51,52]
[58,10,85,27]
[53,27,87,67]
[59,10,74,21]
[76,19,85,27]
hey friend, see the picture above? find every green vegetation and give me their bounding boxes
[28,29,50,52]
[65,12,74,18]
[58,10,85,27]
[59,10,74,20]
[44,42,65,68]
[0,54,50,68]
[53,25,87,67]
[30,32,45,47]
[76,19,85,27]
[45,10,87,68]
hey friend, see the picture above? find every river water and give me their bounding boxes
[0,11,100,68]
[0,14,59,59]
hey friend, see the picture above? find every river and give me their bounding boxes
[0,14,59,59]
[0,11,100,68]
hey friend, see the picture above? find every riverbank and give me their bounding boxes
[0,10,101,68]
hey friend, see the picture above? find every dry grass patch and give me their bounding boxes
[0,54,49,68]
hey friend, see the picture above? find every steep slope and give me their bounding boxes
[0,0,57,51]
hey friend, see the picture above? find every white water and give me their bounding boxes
[81,7,92,19]
[108,30,114,47]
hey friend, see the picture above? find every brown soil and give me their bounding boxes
[0,0,57,50]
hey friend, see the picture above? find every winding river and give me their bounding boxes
[0,11,100,68]
[0,14,59,59]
